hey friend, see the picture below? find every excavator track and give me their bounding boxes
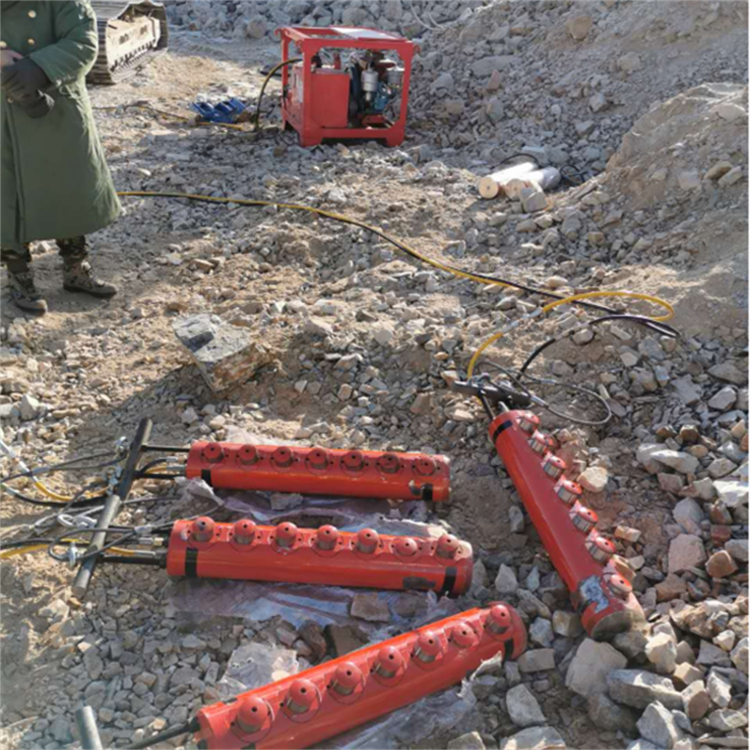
[88,0,168,85]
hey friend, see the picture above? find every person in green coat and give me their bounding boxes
[1,0,120,314]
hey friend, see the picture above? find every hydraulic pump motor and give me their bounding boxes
[278,26,416,148]
[361,68,379,103]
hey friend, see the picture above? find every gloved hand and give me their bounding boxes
[0,57,50,99]
[0,50,23,69]
[15,91,55,118]
[1,57,54,118]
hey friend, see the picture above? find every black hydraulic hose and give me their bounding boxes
[254,58,302,131]
[0,453,121,484]
[519,314,681,375]
[124,190,660,322]
[462,266,678,332]
[48,517,177,564]
[136,458,169,474]
[135,472,184,480]
[100,555,165,566]
[1,491,83,508]
[1,485,110,508]
[142,445,191,453]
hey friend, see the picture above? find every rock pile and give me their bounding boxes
[165,0,490,39]
[407,0,748,167]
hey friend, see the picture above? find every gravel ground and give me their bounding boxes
[0,3,747,750]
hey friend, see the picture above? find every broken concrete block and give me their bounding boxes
[173,314,275,392]
[606,669,683,709]
[349,592,390,623]
[500,726,566,750]
[566,639,627,697]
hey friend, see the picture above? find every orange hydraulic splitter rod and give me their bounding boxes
[185,442,451,501]
[166,517,473,596]
[191,605,525,750]
[488,409,644,639]
[94,608,525,750]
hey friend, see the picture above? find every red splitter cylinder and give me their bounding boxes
[185,442,451,501]
[193,605,526,749]
[166,518,473,596]
[488,411,644,639]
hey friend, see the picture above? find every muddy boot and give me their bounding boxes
[6,260,47,315]
[58,237,117,298]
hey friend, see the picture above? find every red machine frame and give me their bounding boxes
[488,410,644,639]
[277,26,417,147]
[185,441,450,501]
[166,517,473,596]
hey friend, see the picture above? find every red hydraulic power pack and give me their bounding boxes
[192,604,526,749]
[489,410,645,640]
[185,442,450,501]
[278,26,416,147]
[166,517,472,596]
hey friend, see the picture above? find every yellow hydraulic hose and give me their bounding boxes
[467,290,675,378]
[0,542,137,560]
[30,480,74,503]
[0,544,50,559]
[116,191,676,380]
[117,190,560,291]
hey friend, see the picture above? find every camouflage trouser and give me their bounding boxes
[1,236,89,270]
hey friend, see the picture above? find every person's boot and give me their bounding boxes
[62,257,118,298]
[58,237,117,298]
[3,250,48,314]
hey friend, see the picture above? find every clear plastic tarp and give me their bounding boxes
[167,470,484,748]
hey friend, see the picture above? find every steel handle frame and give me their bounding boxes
[72,418,153,599]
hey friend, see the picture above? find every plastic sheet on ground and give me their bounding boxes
[175,475,434,530]
[169,479,460,630]
[321,681,479,750]
[170,438,484,748]
[216,641,299,701]
[169,577,460,633]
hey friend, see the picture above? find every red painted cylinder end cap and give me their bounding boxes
[237,696,268,733]
[287,679,316,712]
[190,516,215,542]
[357,528,379,552]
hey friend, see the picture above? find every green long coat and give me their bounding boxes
[1,0,120,251]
